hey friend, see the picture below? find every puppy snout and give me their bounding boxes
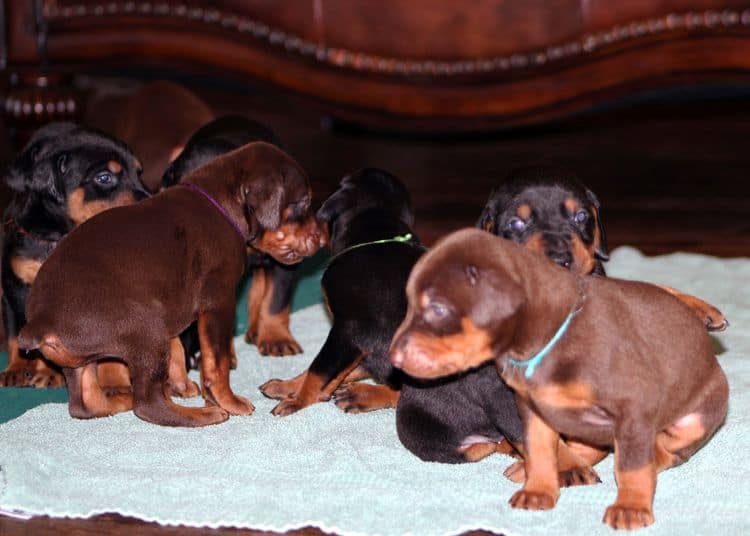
[542,232,573,269]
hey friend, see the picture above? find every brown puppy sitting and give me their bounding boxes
[390,228,728,530]
[17,142,324,427]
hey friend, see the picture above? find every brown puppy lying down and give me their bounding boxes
[390,228,728,530]
[18,142,323,427]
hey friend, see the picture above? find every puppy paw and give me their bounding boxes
[603,504,654,530]
[509,489,558,510]
[503,460,526,483]
[29,369,65,388]
[559,465,601,487]
[220,394,255,416]
[257,337,303,357]
[0,365,34,387]
[333,383,397,413]
[704,311,729,332]
[168,379,201,398]
[270,397,309,416]
[260,378,299,400]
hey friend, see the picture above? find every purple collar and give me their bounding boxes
[178,182,247,242]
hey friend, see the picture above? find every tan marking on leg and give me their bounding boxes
[30,355,65,388]
[603,462,655,530]
[509,410,561,510]
[255,275,301,356]
[81,363,133,417]
[260,370,308,400]
[459,441,508,463]
[166,337,199,398]
[10,257,42,285]
[197,313,254,415]
[245,267,268,344]
[334,383,399,413]
[269,353,366,416]
[96,358,131,395]
[656,284,728,331]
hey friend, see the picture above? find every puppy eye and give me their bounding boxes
[507,217,527,233]
[574,209,589,224]
[423,300,449,324]
[94,172,116,186]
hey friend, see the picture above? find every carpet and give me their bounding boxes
[0,246,748,535]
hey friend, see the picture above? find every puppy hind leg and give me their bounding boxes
[64,364,132,419]
[656,368,728,472]
[166,337,200,398]
[266,327,365,416]
[130,345,228,427]
[198,311,254,416]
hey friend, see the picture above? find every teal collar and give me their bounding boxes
[508,288,584,379]
[327,233,415,265]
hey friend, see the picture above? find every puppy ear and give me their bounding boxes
[246,180,284,233]
[469,265,523,331]
[4,142,43,192]
[476,193,499,235]
[316,187,350,223]
[585,188,609,261]
[26,154,67,203]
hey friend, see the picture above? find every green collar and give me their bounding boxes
[327,233,415,265]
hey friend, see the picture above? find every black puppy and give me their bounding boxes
[396,166,727,478]
[0,122,147,387]
[396,166,607,470]
[260,168,423,415]
[162,114,308,366]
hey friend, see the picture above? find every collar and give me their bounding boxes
[178,182,247,243]
[508,283,584,379]
[327,233,417,266]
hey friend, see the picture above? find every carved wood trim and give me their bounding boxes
[42,2,750,78]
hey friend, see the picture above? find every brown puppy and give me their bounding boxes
[17,142,323,427]
[390,228,728,530]
[112,80,214,193]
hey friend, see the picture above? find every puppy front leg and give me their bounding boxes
[198,310,254,416]
[604,418,656,530]
[509,400,561,510]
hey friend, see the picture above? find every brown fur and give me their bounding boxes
[391,228,728,530]
[17,142,323,427]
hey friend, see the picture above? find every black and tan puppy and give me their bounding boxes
[163,115,307,364]
[0,122,148,388]
[396,167,727,470]
[17,142,323,427]
[390,228,728,530]
[260,168,423,415]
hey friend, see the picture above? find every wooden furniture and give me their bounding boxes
[3,0,750,129]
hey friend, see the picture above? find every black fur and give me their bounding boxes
[1,122,147,385]
[396,166,608,463]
